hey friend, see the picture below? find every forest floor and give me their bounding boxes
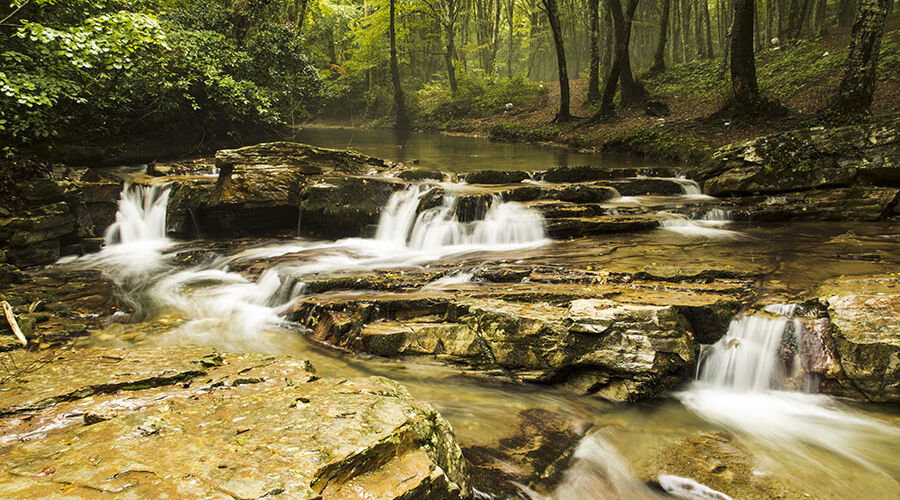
[445,19,900,163]
[314,18,900,165]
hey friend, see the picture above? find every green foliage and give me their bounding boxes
[416,74,543,127]
[0,0,323,153]
[489,122,559,142]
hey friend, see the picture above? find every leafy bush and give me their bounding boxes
[416,74,543,127]
[0,0,323,155]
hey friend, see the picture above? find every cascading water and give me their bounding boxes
[679,307,899,472]
[376,185,546,250]
[659,209,742,239]
[104,184,170,245]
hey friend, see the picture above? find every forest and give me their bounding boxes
[1,0,897,161]
[2,0,900,498]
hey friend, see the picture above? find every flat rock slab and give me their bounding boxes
[0,347,470,499]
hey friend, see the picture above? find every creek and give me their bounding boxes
[60,129,900,499]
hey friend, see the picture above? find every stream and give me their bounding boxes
[60,129,900,499]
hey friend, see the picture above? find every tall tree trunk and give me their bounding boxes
[650,0,671,73]
[588,0,603,100]
[813,0,827,34]
[702,0,714,56]
[730,0,762,111]
[506,0,516,76]
[445,21,458,92]
[694,0,705,57]
[765,0,774,45]
[593,0,641,118]
[681,0,691,60]
[827,0,889,117]
[390,0,410,131]
[542,0,572,121]
[673,0,683,62]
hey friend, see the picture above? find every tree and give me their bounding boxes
[587,0,603,101]
[590,0,640,119]
[728,0,763,113]
[826,0,890,119]
[649,0,671,74]
[389,0,411,131]
[541,0,572,121]
[422,0,463,92]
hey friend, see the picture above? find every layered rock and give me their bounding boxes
[0,172,122,267]
[0,347,471,499]
[815,275,900,402]
[696,117,899,196]
[285,280,743,401]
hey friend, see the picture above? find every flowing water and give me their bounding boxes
[61,133,900,498]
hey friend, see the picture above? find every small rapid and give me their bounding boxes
[376,185,546,249]
[679,308,900,474]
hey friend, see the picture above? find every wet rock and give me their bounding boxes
[398,169,445,181]
[543,215,660,238]
[736,187,899,221]
[462,170,530,184]
[0,176,122,266]
[289,294,700,401]
[540,166,677,183]
[816,275,900,402]
[641,433,805,500]
[603,178,687,196]
[215,141,387,175]
[463,408,585,496]
[0,347,471,499]
[298,176,404,238]
[697,117,900,196]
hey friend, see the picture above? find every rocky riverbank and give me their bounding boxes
[1,119,899,498]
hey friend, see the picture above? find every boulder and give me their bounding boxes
[817,275,900,402]
[0,347,471,499]
[462,170,530,184]
[696,117,900,196]
[398,169,445,181]
[736,187,898,221]
[298,176,404,238]
[215,141,387,175]
[540,166,677,183]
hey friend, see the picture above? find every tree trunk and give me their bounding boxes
[390,0,410,131]
[445,21,458,92]
[297,0,310,35]
[588,0,603,100]
[729,0,766,114]
[506,0,516,76]
[593,0,641,118]
[827,0,889,117]
[650,0,670,73]
[542,0,572,121]
[702,0,714,57]
[838,0,857,26]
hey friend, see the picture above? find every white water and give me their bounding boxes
[659,209,742,239]
[104,184,170,245]
[376,186,546,249]
[680,310,900,473]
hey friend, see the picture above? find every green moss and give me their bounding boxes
[489,123,559,143]
[601,126,710,163]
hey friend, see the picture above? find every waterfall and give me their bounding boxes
[679,307,899,470]
[697,313,799,391]
[376,186,546,250]
[659,209,741,239]
[105,184,170,245]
